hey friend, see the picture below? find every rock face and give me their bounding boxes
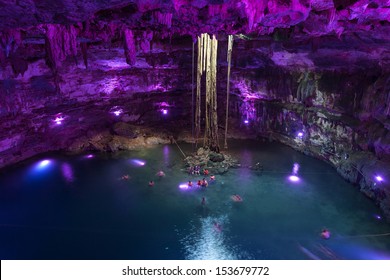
[184,147,240,175]
[0,1,389,220]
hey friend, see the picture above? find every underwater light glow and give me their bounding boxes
[297,131,304,138]
[162,109,168,115]
[288,175,300,182]
[38,160,51,168]
[85,154,94,159]
[375,175,384,182]
[374,214,382,220]
[61,163,74,182]
[292,163,300,175]
[33,159,53,172]
[244,120,249,124]
[179,183,189,190]
[130,159,146,166]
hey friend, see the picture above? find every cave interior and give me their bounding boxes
[0,0,390,220]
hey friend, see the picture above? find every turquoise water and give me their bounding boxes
[0,140,389,260]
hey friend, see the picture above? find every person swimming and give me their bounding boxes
[201,178,208,187]
[231,194,243,202]
[201,197,206,205]
[148,181,154,187]
[194,166,200,175]
[203,169,209,175]
[156,170,165,177]
[188,181,193,187]
[210,175,215,181]
[197,180,202,188]
[321,229,331,240]
[213,221,222,232]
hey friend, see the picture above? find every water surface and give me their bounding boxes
[0,140,389,259]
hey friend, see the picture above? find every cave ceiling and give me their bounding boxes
[0,0,390,72]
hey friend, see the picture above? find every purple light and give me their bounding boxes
[38,160,51,168]
[34,159,53,172]
[110,106,124,117]
[288,175,300,182]
[61,163,74,183]
[130,159,146,166]
[292,163,300,175]
[53,115,65,125]
[85,154,94,159]
[297,131,304,138]
[162,109,168,115]
[374,214,382,220]
[179,183,189,190]
[244,120,249,124]
[375,175,384,182]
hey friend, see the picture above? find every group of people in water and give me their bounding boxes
[187,176,215,189]
[121,165,332,240]
[148,170,166,187]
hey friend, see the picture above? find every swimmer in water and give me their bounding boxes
[203,169,209,175]
[201,197,206,205]
[121,175,129,180]
[156,170,165,177]
[213,221,222,232]
[197,180,202,188]
[202,178,208,187]
[188,181,193,187]
[148,180,154,187]
[210,175,215,181]
[194,166,200,175]
[231,194,243,202]
[321,229,331,240]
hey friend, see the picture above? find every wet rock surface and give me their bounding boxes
[184,147,240,175]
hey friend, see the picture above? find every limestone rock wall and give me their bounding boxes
[0,30,389,219]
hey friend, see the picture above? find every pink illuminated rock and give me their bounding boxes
[123,29,136,66]
[45,24,78,69]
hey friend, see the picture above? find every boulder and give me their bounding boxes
[209,151,225,162]
[112,122,138,138]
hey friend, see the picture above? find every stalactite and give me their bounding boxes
[296,72,315,102]
[155,12,173,28]
[44,24,78,70]
[123,29,136,66]
[384,77,390,116]
[140,30,153,54]
[81,42,88,68]
[224,35,233,149]
[0,29,22,59]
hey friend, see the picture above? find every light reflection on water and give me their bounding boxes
[180,215,250,260]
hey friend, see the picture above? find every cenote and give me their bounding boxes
[0,140,389,260]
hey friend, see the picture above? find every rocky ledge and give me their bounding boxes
[270,132,390,223]
[67,122,171,153]
[184,147,240,175]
